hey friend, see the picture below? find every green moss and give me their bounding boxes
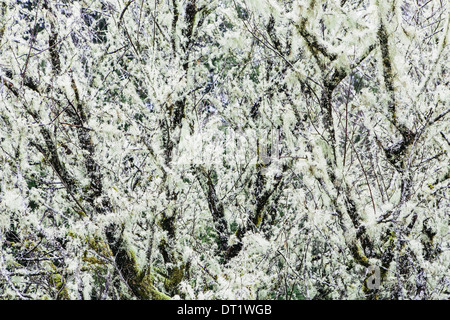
[350,243,370,267]
[254,212,263,227]
[82,255,106,266]
[47,263,69,300]
[164,265,184,293]
[133,271,171,300]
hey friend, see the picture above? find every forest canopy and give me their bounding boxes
[0,0,449,299]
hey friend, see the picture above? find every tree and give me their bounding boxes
[0,0,448,300]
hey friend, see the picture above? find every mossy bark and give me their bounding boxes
[105,223,170,300]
